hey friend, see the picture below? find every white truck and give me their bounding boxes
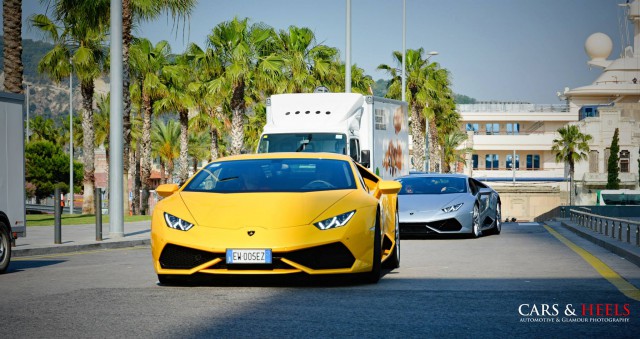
[257,93,409,180]
[0,92,27,273]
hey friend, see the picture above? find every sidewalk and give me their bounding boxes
[549,217,640,268]
[12,221,151,257]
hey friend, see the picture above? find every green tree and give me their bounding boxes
[442,131,472,173]
[379,48,456,172]
[188,130,210,173]
[151,118,180,184]
[2,0,23,93]
[606,128,620,189]
[94,94,110,166]
[31,9,108,214]
[156,54,195,183]
[273,25,336,93]
[551,125,592,204]
[185,42,229,161]
[129,38,170,214]
[207,17,280,154]
[25,140,82,202]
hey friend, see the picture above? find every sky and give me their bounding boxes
[10,0,632,103]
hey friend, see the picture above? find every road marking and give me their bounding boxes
[543,224,640,302]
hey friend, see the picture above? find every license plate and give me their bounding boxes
[226,249,272,264]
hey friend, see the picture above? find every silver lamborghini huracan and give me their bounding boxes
[396,174,501,237]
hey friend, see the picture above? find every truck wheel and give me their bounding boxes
[0,220,11,274]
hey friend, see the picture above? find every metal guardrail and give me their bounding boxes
[569,209,640,247]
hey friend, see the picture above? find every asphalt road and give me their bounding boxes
[1,222,639,338]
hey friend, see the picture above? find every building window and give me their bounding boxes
[526,154,540,170]
[506,154,520,169]
[466,123,479,135]
[486,154,499,170]
[485,123,500,135]
[620,150,630,173]
[472,154,478,169]
[604,148,610,170]
[589,150,599,173]
[506,123,520,135]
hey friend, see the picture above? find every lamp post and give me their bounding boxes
[68,58,74,215]
[423,51,438,172]
[345,0,351,93]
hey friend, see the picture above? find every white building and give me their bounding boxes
[455,0,640,219]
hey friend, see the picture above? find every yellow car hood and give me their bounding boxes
[179,190,355,229]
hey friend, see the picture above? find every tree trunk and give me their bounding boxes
[140,93,152,215]
[230,81,245,155]
[428,118,440,173]
[160,161,166,185]
[208,108,219,161]
[132,149,141,215]
[178,109,189,183]
[121,0,133,216]
[410,104,425,172]
[80,81,95,214]
[2,0,23,94]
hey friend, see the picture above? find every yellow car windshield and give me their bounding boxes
[183,158,357,193]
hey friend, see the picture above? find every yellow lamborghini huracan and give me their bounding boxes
[151,152,401,284]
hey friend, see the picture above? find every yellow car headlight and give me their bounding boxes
[314,210,355,230]
[164,212,194,231]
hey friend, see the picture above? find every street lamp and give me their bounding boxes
[69,57,74,215]
[423,51,439,172]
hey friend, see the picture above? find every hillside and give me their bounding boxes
[0,36,83,122]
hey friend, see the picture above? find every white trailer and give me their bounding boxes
[0,92,26,273]
[257,93,409,180]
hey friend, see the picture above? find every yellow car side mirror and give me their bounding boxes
[156,184,179,198]
[374,180,402,198]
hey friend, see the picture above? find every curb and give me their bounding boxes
[559,220,640,268]
[12,239,150,257]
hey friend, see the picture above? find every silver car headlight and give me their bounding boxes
[441,203,463,213]
[314,210,355,230]
[164,212,194,231]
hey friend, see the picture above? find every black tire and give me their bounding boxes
[362,213,382,284]
[488,202,502,235]
[0,220,12,274]
[471,203,482,238]
[383,210,400,269]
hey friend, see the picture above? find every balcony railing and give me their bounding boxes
[582,172,638,185]
[457,103,569,113]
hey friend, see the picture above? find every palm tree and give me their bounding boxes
[94,94,110,167]
[442,131,472,173]
[188,131,210,173]
[207,17,281,155]
[31,11,108,214]
[273,26,337,93]
[378,48,456,172]
[185,43,230,162]
[2,0,23,94]
[151,118,180,184]
[121,0,196,206]
[552,125,592,205]
[28,116,59,143]
[129,38,170,214]
[156,56,195,184]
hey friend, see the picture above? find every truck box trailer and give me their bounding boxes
[0,91,26,273]
[257,93,409,180]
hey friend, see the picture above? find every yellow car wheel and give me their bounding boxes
[361,212,381,284]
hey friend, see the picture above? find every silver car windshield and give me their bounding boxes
[397,177,467,195]
[183,158,356,193]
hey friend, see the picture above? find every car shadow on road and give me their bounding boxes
[156,269,398,288]
[7,259,67,273]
